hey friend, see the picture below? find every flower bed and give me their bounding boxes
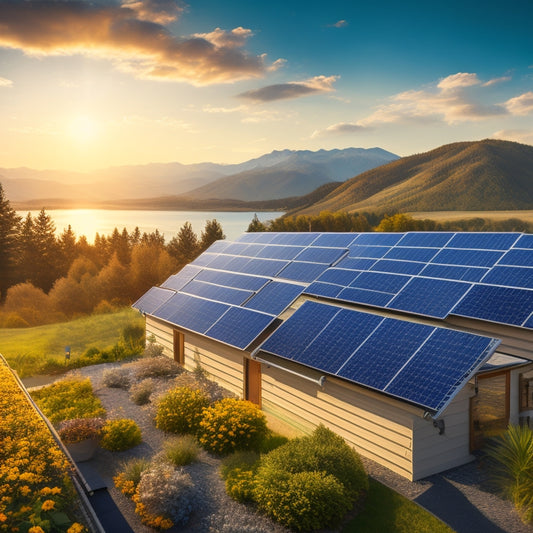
[0,357,88,532]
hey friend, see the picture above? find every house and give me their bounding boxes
[133,231,533,481]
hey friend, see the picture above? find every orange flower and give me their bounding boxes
[41,499,55,511]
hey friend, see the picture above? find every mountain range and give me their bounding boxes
[1,147,398,206]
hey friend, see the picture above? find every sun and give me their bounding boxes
[68,115,99,143]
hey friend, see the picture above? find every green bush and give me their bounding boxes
[155,387,210,434]
[163,435,200,466]
[197,398,268,455]
[130,378,153,405]
[221,451,260,503]
[101,418,142,451]
[254,470,352,531]
[31,376,106,424]
[486,424,533,524]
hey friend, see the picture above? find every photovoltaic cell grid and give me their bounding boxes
[258,300,499,413]
[244,281,304,315]
[132,287,175,315]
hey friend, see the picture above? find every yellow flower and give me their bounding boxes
[41,499,55,511]
[0,513,6,522]
[67,523,86,533]
[28,527,45,533]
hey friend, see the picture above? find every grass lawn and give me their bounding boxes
[343,479,455,533]
[0,308,144,376]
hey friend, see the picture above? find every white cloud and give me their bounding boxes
[492,129,533,145]
[311,122,366,138]
[330,20,348,28]
[505,91,533,116]
[0,76,13,87]
[437,72,480,91]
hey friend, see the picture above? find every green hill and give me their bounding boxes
[289,139,533,215]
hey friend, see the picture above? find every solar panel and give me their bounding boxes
[205,240,231,254]
[235,232,277,244]
[304,281,343,298]
[370,259,426,275]
[452,284,533,327]
[384,329,498,413]
[348,245,391,259]
[201,254,236,270]
[384,247,439,262]
[132,286,175,315]
[317,268,362,286]
[180,280,253,306]
[268,233,320,246]
[418,264,488,282]
[311,233,358,248]
[293,309,383,374]
[481,266,533,289]
[259,300,340,360]
[240,257,289,277]
[190,253,217,267]
[446,232,519,250]
[161,265,203,291]
[240,244,266,257]
[352,233,403,246]
[195,270,268,291]
[244,281,304,315]
[153,293,230,334]
[523,314,533,329]
[335,257,377,270]
[255,245,305,260]
[431,248,503,267]
[295,246,347,265]
[205,307,275,349]
[387,277,472,319]
[514,234,533,249]
[336,319,435,390]
[396,232,454,248]
[349,271,410,294]
[497,248,533,267]
[222,242,255,255]
[336,287,394,307]
[278,261,329,282]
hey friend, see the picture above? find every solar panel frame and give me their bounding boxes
[267,233,321,246]
[180,280,253,306]
[294,246,347,265]
[351,233,403,246]
[497,248,533,267]
[514,234,533,249]
[304,281,344,298]
[311,233,359,248]
[132,286,175,315]
[235,232,277,244]
[396,232,455,248]
[336,286,395,307]
[195,269,269,291]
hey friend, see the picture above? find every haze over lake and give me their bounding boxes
[17,210,281,243]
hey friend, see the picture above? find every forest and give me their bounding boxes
[1,183,531,328]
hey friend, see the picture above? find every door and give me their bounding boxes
[470,370,510,451]
[173,330,184,365]
[245,358,262,406]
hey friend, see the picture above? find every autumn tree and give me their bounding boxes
[0,184,21,299]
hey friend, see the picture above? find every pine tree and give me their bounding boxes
[200,219,225,251]
[0,184,21,299]
[31,209,61,292]
[167,222,199,265]
[57,224,78,277]
[247,213,267,232]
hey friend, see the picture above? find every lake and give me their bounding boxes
[16,209,282,243]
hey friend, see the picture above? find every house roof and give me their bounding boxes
[133,231,533,416]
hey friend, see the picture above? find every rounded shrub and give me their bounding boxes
[221,451,260,503]
[101,418,142,451]
[102,367,131,389]
[197,398,268,455]
[130,378,154,405]
[254,470,352,531]
[114,457,151,497]
[155,387,210,434]
[163,435,200,466]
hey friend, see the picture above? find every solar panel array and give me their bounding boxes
[259,300,499,414]
[134,230,531,412]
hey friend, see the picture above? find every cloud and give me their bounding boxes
[238,75,338,102]
[311,122,366,138]
[492,129,533,145]
[437,72,480,91]
[0,0,275,85]
[122,0,185,24]
[0,76,13,87]
[505,91,533,116]
[482,76,511,87]
[329,20,348,28]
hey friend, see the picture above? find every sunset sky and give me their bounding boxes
[0,0,532,172]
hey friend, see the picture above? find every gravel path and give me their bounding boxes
[26,360,532,533]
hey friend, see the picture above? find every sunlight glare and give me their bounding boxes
[68,115,99,143]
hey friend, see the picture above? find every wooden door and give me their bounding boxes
[173,330,184,365]
[245,359,262,406]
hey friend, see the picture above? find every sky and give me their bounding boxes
[0,0,532,172]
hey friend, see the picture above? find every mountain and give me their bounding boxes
[288,139,533,215]
[186,148,399,201]
[1,147,398,206]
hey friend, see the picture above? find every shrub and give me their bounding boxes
[163,435,200,466]
[102,367,132,389]
[143,341,164,358]
[114,457,151,497]
[155,387,210,434]
[101,418,142,451]
[58,417,105,444]
[486,424,533,524]
[134,462,195,528]
[221,451,260,503]
[129,356,183,379]
[31,376,106,424]
[130,378,154,405]
[173,372,234,403]
[197,398,268,455]
[254,470,352,531]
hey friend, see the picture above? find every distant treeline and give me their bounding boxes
[248,211,533,233]
[0,184,223,327]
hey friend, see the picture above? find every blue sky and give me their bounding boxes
[0,0,531,171]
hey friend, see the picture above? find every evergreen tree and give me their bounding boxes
[200,219,225,251]
[57,224,78,276]
[31,209,61,292]
[247,213,267,232]
[14,212,35,285]
[0,184,21,299]
[167,222,199,265]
